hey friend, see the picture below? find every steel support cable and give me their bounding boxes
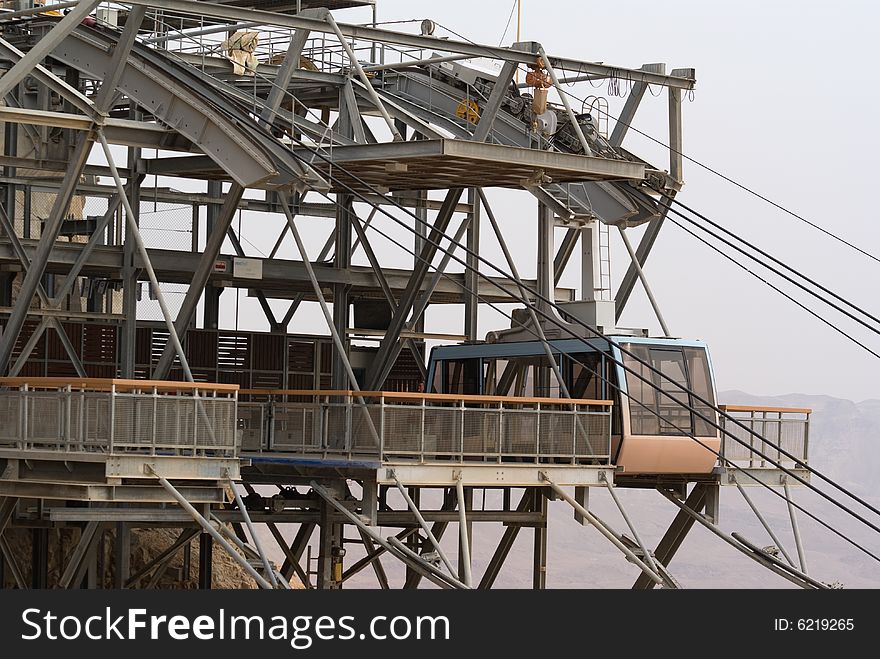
[270,167,880,566]
[14,5,876,571]
[140,17,880,558]
[663,213,880,360]
[429,23,880,266]
[663,199,880,336]
[542,80,880,266]
[143,34,880,540]
[271,130,880,533]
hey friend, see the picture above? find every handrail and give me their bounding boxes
[0,377,240,394]
[238,388,612,406]
[719,404,811,415]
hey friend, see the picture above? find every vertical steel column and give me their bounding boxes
[332,211,353,389]
[203,182,222,330]
[120,119,142,377]
[532,488,547,590]
[464,188,480,341]
[1,119,16,311]
[456,478,473,587]
[535,201,554,396]
[536,201,554,311]
[317,498,341,589]
[784,481,809,575]
[198,533,213,590]
[114,521,130,588]
[31,527,48,588]
[403,486,421,587]
[668,82,683,184]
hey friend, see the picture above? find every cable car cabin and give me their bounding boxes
[426,337,720,475]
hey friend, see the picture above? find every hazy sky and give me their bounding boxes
[201,1,879,402]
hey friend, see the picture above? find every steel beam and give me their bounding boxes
[735,482,796,568]
[479,490,532,589]
[0,1,100,99]
[614,196,674,321]
[124,528,199,588]
[472,60,518,142]
[324,10,402,142]
[146,466,274,589]
[661,489,824,589]
[541,473,664,586]
[0,496,16,537]
[365,187,464,389]
[357,528,390,589]
[784,481,809,575]
[403,488,455,590]
[0,536,25,589]
[608,64,666,148]
[617,224,671,336]
[533,488,548,589]
[130,2,696,89]
[266,521,311,588]
[343,528,416,585]
[633,484,706,589]
[280,521,315,582]
[0,133,93,374]
[58,521,102,589]
[311,481,469,590]
[553,227,581,286]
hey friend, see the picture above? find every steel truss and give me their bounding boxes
[0,1,817,591]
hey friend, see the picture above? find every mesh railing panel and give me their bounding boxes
[382,405,423,455]
[272,405,316,452]
[721,414,808,467]
[539,412,575,457]
[0,389,238,456]
[112,396,155,449]
[423,406,463,456]
[350,405,382,453]
[463,407,500,456]
[0,395,20,446]
[501,410,538,456]
[26,395,63,447]
[575,412,611,458]
[232,398,613,465]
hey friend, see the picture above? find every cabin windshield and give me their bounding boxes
[622,344,717,436]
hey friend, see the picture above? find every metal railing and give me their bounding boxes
[238,390,613,465]
[0,378,239,458]
[719,405,810,469]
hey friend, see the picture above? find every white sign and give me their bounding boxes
[233,257,263,280]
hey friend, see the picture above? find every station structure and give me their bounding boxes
[0,1,817,589]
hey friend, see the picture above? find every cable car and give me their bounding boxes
[426,337,720,475]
